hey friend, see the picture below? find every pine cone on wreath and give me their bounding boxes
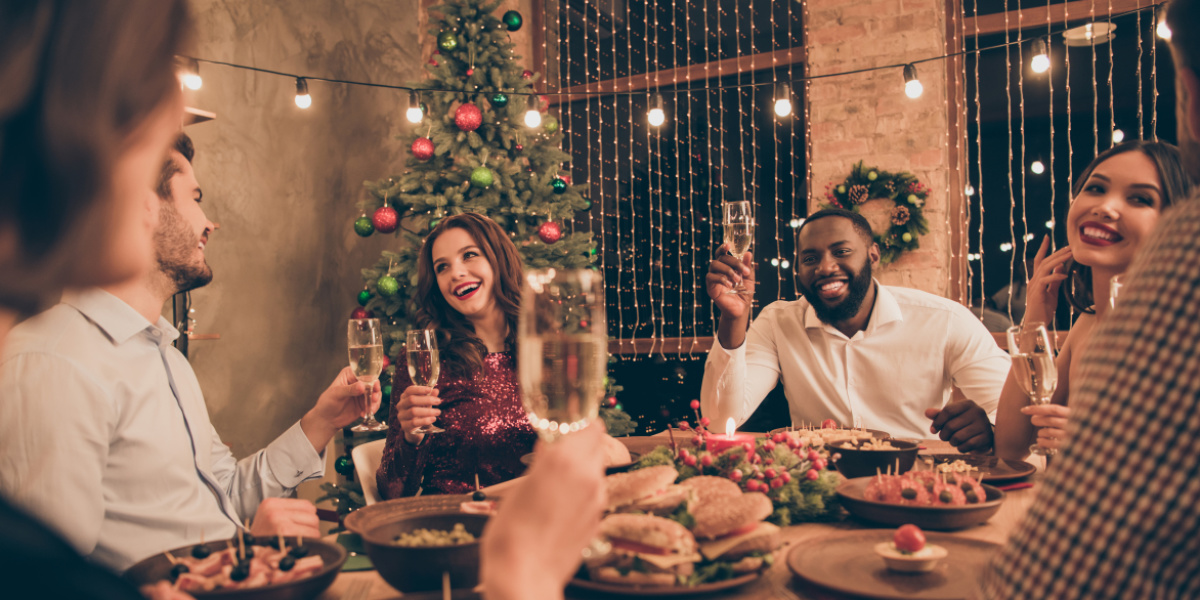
[891,205,911,226]
[849,184,869,205]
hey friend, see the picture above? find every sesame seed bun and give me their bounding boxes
[690,492,773,540]
[606,465,679,511]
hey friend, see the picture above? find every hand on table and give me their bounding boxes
[706,244,755,318]
[925,400,993,453]
[1021,403,1070,451]
[301,367,382,451]
[481,422,608,600]
[398,385,441,445]
[1023,236,1073,325]
[249,497,320,539]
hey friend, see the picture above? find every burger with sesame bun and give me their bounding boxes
[587,513,701,585]
[688,490,780,573]
[605,465,693,516]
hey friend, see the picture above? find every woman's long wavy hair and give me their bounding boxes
[1064,140,1194,314]
[414,213,523,377]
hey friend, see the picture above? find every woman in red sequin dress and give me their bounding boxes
[377,214,536,497]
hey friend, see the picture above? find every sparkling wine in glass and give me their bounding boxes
[406,329,444,435]
[348,318,387,432]
[519,269,607,441]
[1006,322,1058,456]
[1109,274,1124,309]
[723,201,755,296]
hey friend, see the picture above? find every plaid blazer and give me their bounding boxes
[981,195,1200,598]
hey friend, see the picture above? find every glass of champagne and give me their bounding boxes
[406,329,444,435]
[348,318,387,433]
[1006,322,1059,456]
[1110,274,1124,309]
[722,201,755,295]
[518,269,608,441]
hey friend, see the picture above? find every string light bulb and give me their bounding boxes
[647,94,665,127]
[1157,5,1172,40]
[1112,128,1125,143]
[181,58,202,90]
[294,78,311,109]
[405,91,423,123]
[1031,37,1051,74]
[1030,160,1045,174]
[903,64,923,99]
[524,95,542,128]
[773,83,793,117]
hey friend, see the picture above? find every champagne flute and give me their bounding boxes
[348,318,387,433]
[406,329,444,435]
[518,269,608,441]
[1110,274,1124,309]
[722,201,755,295]
[1006,322,1059,456]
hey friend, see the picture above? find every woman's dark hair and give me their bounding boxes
[1064,140,1194,313]
[415,213,524,377]
[0,0,192,311]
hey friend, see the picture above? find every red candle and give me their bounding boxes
[706,418,756,455]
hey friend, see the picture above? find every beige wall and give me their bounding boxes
[805,0,956,295]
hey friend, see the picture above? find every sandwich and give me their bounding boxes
[605,465,691,515]
[689,491,779,572]
[587,513,701,586]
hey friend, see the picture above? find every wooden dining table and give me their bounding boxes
[319,432,1041,600]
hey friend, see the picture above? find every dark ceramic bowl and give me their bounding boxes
[836,476,1005,530]
[827,439,920,479]
[123,537,346,600]
[344,503,488,594]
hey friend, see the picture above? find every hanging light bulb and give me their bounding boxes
[406,91,423,123]
[1157,5,1172,40]
[773,82,793,117]
[1030,37,1051,74]
[181,57,202,90]
[647,94,665,127]
[965,184,976,197]
[1030,160,1045,174]
[294,78,312,109]
[524,95,542,128]
[1112,128,1125,144]
[903,64,923,99]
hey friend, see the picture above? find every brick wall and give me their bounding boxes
[805,0,958,295]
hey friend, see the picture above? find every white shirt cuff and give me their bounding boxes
[263,421,326,489]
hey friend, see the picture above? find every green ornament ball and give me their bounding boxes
[907,194,919,204]
[357,289,371,306]
[334,455,354,476]
[837,185,846,194]
[867,171,878,181]
[470,167,494,188]
[902,232,913,242]
[614,404,623,412]
[438,31,459,51]
[377,275,399,297]
[551,178,567,194]
[382,385,392,400]
[589,247,598,256]
[491,93,509,108]
[502,10,523,31]
[603,376,611,388]
[544,116,559,133]
[582,200,592,210]
[353,216,374,237]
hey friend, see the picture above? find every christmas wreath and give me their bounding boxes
[823,161,930,264]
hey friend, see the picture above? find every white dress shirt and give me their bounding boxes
[701,282,1011,440]
[0,289,324,572]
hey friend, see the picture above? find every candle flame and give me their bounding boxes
[725,417,736,437]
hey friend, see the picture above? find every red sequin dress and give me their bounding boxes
[377,351,536,498]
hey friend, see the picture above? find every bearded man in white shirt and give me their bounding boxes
[0,133,380,572]
[701,208,1009,450]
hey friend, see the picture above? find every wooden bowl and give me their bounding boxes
[123,537,346,599]
[827,439,920,479]
[836,477,1005,530]
[344,501,487,594]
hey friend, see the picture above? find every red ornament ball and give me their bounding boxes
[606,396,617,407]
[539,95,550,112]
[429,57,438,66]
[537,221,562,244]
[454,103,482,131]
[522,69,533,79]
[411,137,435,161]
[514,144,523,152]
[466,67,475,76]
[380,355,391,370]
[559,174,572,186]
[350,307,372,320]
[372,206,399,233]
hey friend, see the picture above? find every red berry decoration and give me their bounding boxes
[677,421,690,430]
[683,454,697,467]
[700,416,710,427]
[700,454,713,467]
[808,450,821,462]
[781,472,792,483]
[729,469,743,482]
[821,419,838,429]
[411,137,435,161]
[522,69,533,79]
[689,399,700,410]
[806,469,820,481]
[741,442,754,454]
[765,468,777,479]
[454,103,483,131]
[812,458,827,471]
[763,441,775,451]
[771,478,784,490]
[372,206,399,234]
[537,221,562,244]
[893,525,926,553]
[350,307,372,320]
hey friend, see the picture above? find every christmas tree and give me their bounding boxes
[352,0,633,436]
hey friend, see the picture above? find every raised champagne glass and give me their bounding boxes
[348,318,387,432]
[1006,322,1059,456]
[406,329,444,435]
[518,269,607,441]
[722,201,755,295]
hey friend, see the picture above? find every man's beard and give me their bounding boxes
[798,260,873,324]
[154,205,212,294]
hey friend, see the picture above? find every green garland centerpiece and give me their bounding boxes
[823,161,930,264]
